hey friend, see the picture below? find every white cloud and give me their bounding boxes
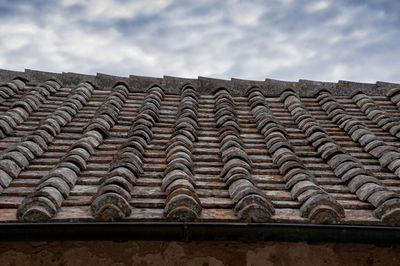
[228,2,266,26]
[62,0,171,19]
[305,0,331,13]
[0,0,399,83]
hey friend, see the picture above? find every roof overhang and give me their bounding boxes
[1,222,400,244]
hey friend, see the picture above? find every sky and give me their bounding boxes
[0,0,399,83]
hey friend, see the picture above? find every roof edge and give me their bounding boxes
[0,222,399,244]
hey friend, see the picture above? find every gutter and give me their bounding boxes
[1,222,400,244]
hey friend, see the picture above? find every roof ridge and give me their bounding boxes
[0,68,399,95]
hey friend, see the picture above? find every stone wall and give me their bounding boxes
[0,241,399,265]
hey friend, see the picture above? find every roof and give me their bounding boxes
[1,68,400,231]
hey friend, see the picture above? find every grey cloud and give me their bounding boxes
[0,0,399,83]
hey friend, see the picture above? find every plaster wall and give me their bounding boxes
[0,241,399,266]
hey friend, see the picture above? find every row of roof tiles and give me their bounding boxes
[1,70,400,226]
[0,68,399,96]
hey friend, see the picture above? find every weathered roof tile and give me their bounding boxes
[1,69,400,227]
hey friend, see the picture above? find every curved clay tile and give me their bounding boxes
[214,87,275,222]
[247,86,344,224]
[352,89,400,139]
[0,80,61,138]
[17,83,127,221]
[317,90,400,180]
[0,78,26,105]
[0,81,95,192]
[387,88,400,111]
[161,84,202,221]
[282,89,400,225]
[91,85,165,221]
[2,70,400,227]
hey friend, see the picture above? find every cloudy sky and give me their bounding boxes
[0,0,399,83]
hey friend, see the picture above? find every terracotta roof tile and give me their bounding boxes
[1,69,400,227]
